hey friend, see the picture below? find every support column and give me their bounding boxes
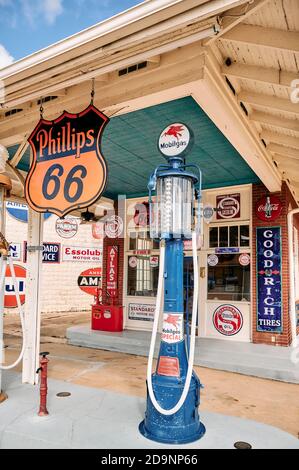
[0,185,5,399]
[22,209,43,384]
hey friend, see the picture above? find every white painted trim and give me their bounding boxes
[0,0,245,82]
[288,207,299,348]
[0,186,5,393]
[22,210,44,384]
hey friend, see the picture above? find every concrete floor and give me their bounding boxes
[2,311,299,441]
[1,371,299,449]
[67,325,299,384]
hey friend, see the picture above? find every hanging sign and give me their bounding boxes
[106,246,118,298]
[6,201,51,222]
[255,195,282,222]
[55,216,78,239]
[77,267,101,296]
[25,105,109,217]
[216,193,240,219]
[256,227,282,332]
[23,241,61,263]
[158,123,193,158]
[213,304,243,336]
[62,245,102,262]
[4,264,26,308]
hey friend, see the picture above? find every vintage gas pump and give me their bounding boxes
[139,123,205,444]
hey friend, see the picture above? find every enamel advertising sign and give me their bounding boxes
[25,105,109,217]
[216,193,240,219]
[256,227,282,332]
[4,264,26,308]
[106,246,118,298]
[78,268,101,296]
[255,195,282,222]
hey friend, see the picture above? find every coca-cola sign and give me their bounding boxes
[256,195,282,222]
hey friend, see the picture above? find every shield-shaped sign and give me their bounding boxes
[25,105,109,217]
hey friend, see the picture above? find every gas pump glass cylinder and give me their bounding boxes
[150,176,193,239]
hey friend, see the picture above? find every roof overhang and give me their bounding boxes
[1,0,296,202]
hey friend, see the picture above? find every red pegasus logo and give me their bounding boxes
[164,125,184,141]
[164,314,180,328]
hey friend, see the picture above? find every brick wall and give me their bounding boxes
[252,182,298,346]
[4,209,103,314]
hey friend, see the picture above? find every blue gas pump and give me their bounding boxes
[139,123,205,444]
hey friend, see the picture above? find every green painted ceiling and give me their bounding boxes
[9,96,260,199]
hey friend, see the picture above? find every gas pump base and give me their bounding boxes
[139,373,205,445]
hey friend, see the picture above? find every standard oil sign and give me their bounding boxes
[25,105,109,217]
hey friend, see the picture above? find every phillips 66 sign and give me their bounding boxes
[25,105,109,217]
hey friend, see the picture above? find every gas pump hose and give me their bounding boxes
[0,233,26,370]
[146,231,199,416]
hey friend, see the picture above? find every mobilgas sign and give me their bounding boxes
[256,227,282,332]
[158,123,193,158]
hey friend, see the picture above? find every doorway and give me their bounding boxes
[183,256,196,331]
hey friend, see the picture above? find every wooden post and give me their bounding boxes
[22,209,43,384]
[0,185,5,399]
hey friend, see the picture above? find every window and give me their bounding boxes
[127,256,159,296]
[209,224,250,248]
[129,230,159,251]
[208,254,250,301]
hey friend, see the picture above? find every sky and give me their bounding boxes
[0,0,142,68]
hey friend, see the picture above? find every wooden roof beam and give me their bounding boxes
[221,24,299,54]
[239,91,299,116]
[222,63,297,87]
[268,143,299,160]
[205,0,270,44]
[250,111,299,133]
[261,130,299,150]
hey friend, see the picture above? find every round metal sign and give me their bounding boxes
[255,195,282,222]
[203,204,214,223]
[208,254,219,266]
[213,304,243,336]
[158,123,193,158]
[55,216,78,239]
[129,256,138,268]
[239,253,250,266]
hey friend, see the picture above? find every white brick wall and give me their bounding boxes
[4,208,102,314]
